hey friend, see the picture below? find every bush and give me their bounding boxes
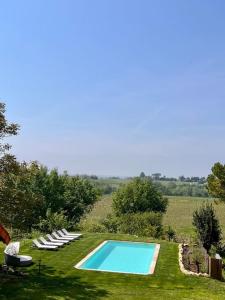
[37,208,70,232]
[182,242,209,274]
[79,211,163,238]
[113,177,168,216]
[117,212,163,238]
[94,212,163,238]
[165,226,176,242]
[100,214,119,233]
[193,202,221,253]
[78,219,106,233]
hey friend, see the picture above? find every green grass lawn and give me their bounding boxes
[1,233,225,300]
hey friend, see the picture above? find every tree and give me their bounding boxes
[0,103,19,156]
[63,176,99,223]
[192,202,221,253]
[112,177,168,216]
[151,173,161,180]
[140,172,146,178]
[0,103,19,175]
[0,162,44,231]
[207,162,225,201]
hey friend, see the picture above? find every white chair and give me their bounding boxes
[39,237,64,247]
[62,228,82,237]
[33,239,58,250]
[46,234,69,245]
[59,229,81,239]
[57,230,79,240]
[51,232,70,242]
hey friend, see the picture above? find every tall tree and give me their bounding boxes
[0,162,44,231]
[0,103,19,155]
[207,162,225,201]
[0,102,19,174]
[113,177,168,216]
[140,172,146,178]
[193,202,221,253]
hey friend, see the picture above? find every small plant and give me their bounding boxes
[165,226,176,242]
[191,248,204,273]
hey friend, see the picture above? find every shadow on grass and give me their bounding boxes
[0,264,109,300]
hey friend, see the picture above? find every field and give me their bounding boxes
[86,195,225,238]
[1,233,225,300]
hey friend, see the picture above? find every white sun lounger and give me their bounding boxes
[33,239,58,250]
[62,228,83,237]
[39,237,64,247]
[57,230,80,240]
[46,234,69,245]
[57,230,79,240]
[52,232,71,242]
[54,231,75,241]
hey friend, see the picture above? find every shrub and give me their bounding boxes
[113,177,168,216]
[182,242,208,274]
[78,219,106,233]
[37,208,70,232]
[165,226,176,242]
[100,214,119,233]
[193,202,221,253]
[117,212,163,238]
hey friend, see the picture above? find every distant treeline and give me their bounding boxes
[153,181,208,197]
[81,174,209,197]
[80,173,207,184]
[139,172,206,184]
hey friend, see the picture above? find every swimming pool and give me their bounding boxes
[75,240,160,275]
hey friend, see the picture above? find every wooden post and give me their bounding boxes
[209,255,223,281]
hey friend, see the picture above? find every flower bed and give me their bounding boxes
[178,244,209,277]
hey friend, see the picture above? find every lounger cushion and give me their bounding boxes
[17,255,33,266]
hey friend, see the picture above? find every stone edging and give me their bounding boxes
[178,244,209,277]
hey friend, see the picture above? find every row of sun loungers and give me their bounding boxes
[33,229,82,250]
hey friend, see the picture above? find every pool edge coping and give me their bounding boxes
[74,240,160,275]
[75,240,108,269]
[149,243,160,274]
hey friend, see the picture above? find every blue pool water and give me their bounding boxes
[76,240,159,275]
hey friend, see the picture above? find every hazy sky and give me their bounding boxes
[1,0,225,177]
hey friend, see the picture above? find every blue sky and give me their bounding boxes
[1,0,225,177]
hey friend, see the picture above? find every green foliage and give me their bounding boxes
[183,243,208,274]
[117,212,163,238]
[80,211,163,238]
[0,161,44,231]
[100,212,163,237]
[140,171,146,178]
[192,202,221,253]
[79,219,106,233]
[207,162,225,201]
[0,160,99,232]
[154,181,208,197]
[0,102,19,156]
[37,208,70,232]
[113,177,168,215]
[63,176,99,223]
[100,214,119,233]
[165,226,176,242]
